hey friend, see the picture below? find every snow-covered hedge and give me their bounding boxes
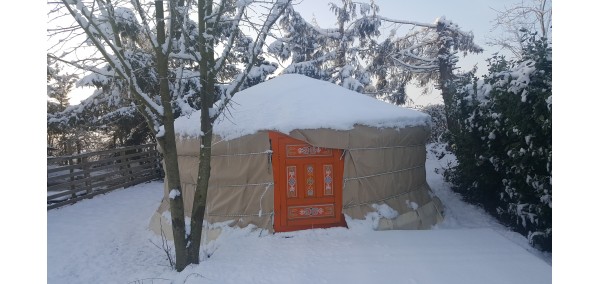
[445,34,551,251]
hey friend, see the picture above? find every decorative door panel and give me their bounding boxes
[286,166,298,198]
[288,204,335,219]
[269,131,346,232]
[286,145,333,158]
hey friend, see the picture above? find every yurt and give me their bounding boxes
[150,74,444,237]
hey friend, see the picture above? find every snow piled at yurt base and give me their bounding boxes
[150,74,444,239]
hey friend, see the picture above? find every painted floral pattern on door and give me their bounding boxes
[288,204,335,219]
[286,144,333,158]
[287,166,297,198]
[306,164,315,197]
[324,164,333,196]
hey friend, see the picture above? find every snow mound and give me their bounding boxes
[174,74,430,140]
[372,203,400,219]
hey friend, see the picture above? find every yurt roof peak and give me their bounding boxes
[173,74,430,141]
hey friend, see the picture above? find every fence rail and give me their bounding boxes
[47,144,163,210]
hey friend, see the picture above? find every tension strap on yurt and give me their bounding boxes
[207,211,274,218]
[218,181,274,188]
[343,182,428,209]
[258,183,273,218]
[211,149,272,157]
[177,149,272,158]
[346,144,425,151]
[343,165,425,183]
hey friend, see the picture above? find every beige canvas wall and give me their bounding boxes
[150,124,444,238]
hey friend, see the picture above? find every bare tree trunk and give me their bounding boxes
[436,22,459,137]
[155,0,188,272]
[187,113,213,264]
[187,0,215,264]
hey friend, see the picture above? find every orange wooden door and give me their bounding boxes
[269,131,346,232]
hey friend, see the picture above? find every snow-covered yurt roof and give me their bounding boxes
[173,74,430,140]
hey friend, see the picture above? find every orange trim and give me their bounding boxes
[269,131,347,232]
[286,144,333,158]
[288,204,335,219]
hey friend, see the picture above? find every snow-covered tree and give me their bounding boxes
[47,58,83,155]
[47,60,76,113]
[269,0,378,94]
[445,32,551,251]
[50,0,290,271]
[270,0,482,126]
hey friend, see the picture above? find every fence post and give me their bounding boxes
[82,156,91,194]
[140,146,149,179]
[127,149,134,183]
[153,144,163,179]
[69,158,76,199]
[119,150,126,186]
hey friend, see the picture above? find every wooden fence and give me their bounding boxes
[47,144,163,210]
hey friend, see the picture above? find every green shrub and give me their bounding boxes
[445,33,551,251]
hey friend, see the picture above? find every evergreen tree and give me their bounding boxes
[47,61,75,113]
[270,0,482,112]
[270,0,378,94]
[47,59,81,155]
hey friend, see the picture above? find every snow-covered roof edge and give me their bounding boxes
[173,74,430,140]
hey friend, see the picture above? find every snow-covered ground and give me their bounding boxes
[47,144,551,283]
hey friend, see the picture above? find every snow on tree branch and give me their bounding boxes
[61,0,165,122]
[269,1,481,105]
[218,0,292,113]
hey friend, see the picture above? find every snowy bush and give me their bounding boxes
[445,33,551,252]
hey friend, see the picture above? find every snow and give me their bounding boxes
[47,143,551,283]
[406,200,419,210]
[169,189,181,199]
[173,74,430,140]
[371,203,399,219]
